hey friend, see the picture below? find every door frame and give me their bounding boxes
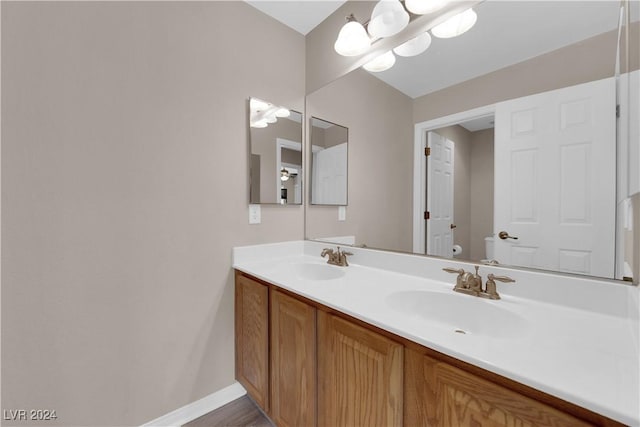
[412,104,496,254]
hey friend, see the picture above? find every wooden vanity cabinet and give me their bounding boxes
[317,311,404,427]
[235,271,623,427]
[235,272,270,411]
[405,347,610,427]
[270,289,316,427]
[235,273,317,426]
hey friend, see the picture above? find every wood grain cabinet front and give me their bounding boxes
[317,311,404,427]
[270,289,317,427]
[235,272,269,411]
[405,348,597,427]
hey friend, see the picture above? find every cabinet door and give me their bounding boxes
[235,273,269,411]
[405,348,592,427]
[318,312,403,427]
[270,290,317,427]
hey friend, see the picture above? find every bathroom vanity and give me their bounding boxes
[233,241,639,427]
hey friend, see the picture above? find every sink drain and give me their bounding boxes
[454,329,467,334]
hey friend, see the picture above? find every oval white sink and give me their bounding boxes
[292,263,346,281]
[385,290,527,339]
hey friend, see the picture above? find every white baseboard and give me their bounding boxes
[141,382,247,427]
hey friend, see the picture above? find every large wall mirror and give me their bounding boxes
[249,97,303,205]
[305,0,639,281]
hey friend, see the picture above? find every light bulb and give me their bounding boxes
[275,108,290,118]
[405,0,448,15]
[334,20,371,56]
[265,113,277,124]
[250,98,270,112]
[431,8,477,39]
[251,120,268,128]
[363,51,396,73]
[368,0,409,39]
[393,32,432,57]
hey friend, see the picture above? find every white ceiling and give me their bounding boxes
[248,1,636,99]
[245,0,346,35]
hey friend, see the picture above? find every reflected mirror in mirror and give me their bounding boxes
[305,0,639,280]
[249,97,303,205]
[310,117,348,205]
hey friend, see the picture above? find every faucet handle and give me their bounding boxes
[488,274,515,283]
[443,267,465,275]
[481,273,516,300]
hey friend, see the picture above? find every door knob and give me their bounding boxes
[450,224,457,229]
[498,231,518,240]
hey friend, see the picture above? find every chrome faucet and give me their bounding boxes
[443,266,515,299]
[321,246,353,267]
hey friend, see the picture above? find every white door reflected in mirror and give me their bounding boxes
[310,117,348,206]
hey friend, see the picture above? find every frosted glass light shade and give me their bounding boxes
[250,98,270,112]
[334,20,371,56]
[363,51,396,72]
[405,0,448,15]
[368,0,409,39]
[251,120,268,128]
[431,8,477,38]
[275,108,290,118]
[393,32,432,57]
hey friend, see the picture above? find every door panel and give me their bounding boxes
[270,290,316,427]
[317,312,403,427]
[427,132,455,258]
[494,77,615,276]
[235,274,269,411]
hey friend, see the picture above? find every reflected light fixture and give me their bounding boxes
[393,31,432,57]
[363,50,396,72]
[368,0,410,39]
[405,0,448,15]
[275,107,290,118]
[334,14,371,57]
[431,8,477,38]
[250,97,290,128]
[280,168,290,181]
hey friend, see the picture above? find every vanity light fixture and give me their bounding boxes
[363,50,396,72]
[405,0,448,15]
[393,31,432,57]
[335,2,478,73]
[367,0,410,39]
[334,14,371,57]
[280,168,290,181]
[431,8,477,38]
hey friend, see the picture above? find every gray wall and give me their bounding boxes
[469,129,494,261]
[413,28,623,123]
[2,2,304,426]
[306,69,414,252]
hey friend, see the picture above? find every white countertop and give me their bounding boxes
[233,240,640,426]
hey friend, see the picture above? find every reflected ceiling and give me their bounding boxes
[250,1,637,98]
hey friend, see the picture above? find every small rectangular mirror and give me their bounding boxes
[249,97,303,205]
[310,117,348,205]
